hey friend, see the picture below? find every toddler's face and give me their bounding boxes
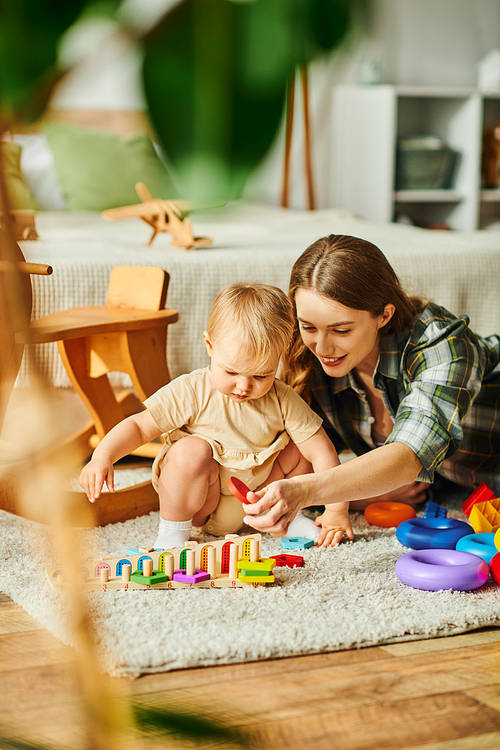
[203,333,280,402]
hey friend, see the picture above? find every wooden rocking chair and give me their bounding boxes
[1,230,178,526]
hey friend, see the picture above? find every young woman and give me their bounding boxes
[243,235,500,539]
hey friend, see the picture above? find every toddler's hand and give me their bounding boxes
[314,503,353,548]
[79,457,115,503]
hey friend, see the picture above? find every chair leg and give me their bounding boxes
[120,327,171,401]
[58,326,172,454]
[58,337,127,440]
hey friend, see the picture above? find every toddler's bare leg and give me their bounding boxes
[263,440,312,484]
[154,437,220,548]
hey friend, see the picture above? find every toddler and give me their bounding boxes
[79,282,352,548]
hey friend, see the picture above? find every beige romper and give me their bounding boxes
[144,367,322,535]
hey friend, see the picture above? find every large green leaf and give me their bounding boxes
[133,702,252,746]
[142,0,359,202]
[0,0,118,126]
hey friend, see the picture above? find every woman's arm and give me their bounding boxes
[244,441,422,536]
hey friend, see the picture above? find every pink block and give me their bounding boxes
[173,568,211,584]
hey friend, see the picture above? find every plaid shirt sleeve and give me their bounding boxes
[385,311,485,483]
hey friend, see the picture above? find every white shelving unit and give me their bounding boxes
[331,85,500,230]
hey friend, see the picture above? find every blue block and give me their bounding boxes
[424,501,447,519]
[281,537,314,550]
[126,547,164,556]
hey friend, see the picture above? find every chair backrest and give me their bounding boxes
[105,266,168,311]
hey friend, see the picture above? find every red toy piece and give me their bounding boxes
[227,476,251,504]
[462,482,496,517]
[269,553,304,568]
[491,552,500,585]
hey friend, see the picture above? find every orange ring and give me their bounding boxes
[364,501,417,528]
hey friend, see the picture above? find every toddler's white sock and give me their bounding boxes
[154,518,192,550]
[286,510,321,542]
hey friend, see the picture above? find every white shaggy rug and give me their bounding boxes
[1,486,499,679]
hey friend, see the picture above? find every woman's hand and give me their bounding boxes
[243,479,305,536]
[79,456,115,503]
[315,503,354,548]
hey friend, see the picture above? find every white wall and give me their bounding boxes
[51,0,500,209]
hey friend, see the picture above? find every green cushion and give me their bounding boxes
[43,122,179,211]
[0,141,39,210]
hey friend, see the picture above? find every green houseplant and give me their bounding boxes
[0,1,365,746]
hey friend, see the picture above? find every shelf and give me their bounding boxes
[331,85,500,229]
[480,189,500,202]
[394,86,475,99]
[394,190,464,203]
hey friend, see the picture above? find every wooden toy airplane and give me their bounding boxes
[101,182,214,250]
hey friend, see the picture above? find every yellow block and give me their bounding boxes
[237,557,275,573]
[239,574,275,584]
[469,497,500,533]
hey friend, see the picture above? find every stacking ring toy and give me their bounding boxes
[456,532,497,564]
[495,528,500,552]
[491,553,500,585]
[396,517,473,550]
[364,502,417,527]
[395,548,489,591]
[227,477,251,504]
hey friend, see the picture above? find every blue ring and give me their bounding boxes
[456,532,497,564]
[396,517,473,550]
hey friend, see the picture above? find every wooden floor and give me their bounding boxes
[1,390,500,749]
[0,598,498,750]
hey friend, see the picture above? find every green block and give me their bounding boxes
[131,570,170,586]
[239,568,272,577]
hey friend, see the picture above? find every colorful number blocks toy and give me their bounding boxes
[236,536,275,584]
[45,533,277,591]
[462,482,500,533]
[237,558,275,584]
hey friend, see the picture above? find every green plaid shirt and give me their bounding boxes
[310,302,500,493]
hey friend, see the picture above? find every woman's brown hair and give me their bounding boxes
[284,235,426,397]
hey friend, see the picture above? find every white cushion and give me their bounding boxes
[12,133,66,210]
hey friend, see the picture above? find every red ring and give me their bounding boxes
[364,501,417,528]
[491,552,500,585]
[226,476,251,504]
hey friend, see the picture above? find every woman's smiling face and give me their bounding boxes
[295,288,394,377]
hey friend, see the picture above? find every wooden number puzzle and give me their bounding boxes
[45,533,277,591]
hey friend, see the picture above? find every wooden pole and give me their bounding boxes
[207,546,216,579]
[300,64,316,211]
[280,75,296,208]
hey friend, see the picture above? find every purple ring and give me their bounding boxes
[395,548,489,591]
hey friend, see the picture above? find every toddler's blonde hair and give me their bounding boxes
[207,282,295,368]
